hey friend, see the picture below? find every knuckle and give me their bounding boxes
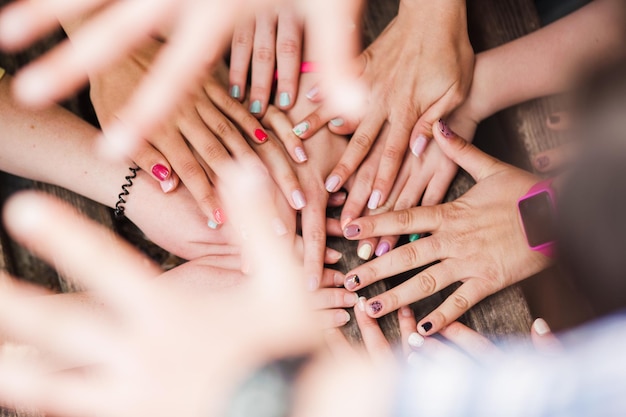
[179,160,205,181]
[381,144,404,163]
[212,120,235,139]
[350,132,375,153]
[395,209,413,230]
[399,245,419,268]
[253,46,275,64]
[307,226,326,244]
[451,293,470,311]
[233,32,252,49]
[416,272,437,295]
[277,38,299,57]
[200,141,226,163]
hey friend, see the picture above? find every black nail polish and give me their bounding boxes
[369,300,383,315]
[421,322,433,332]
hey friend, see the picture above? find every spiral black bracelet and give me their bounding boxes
[114,166,139,219]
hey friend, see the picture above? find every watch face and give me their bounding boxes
[518,191,556,248]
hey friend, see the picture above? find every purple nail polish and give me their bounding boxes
[438,119,454,138]
[375,241,390,257]
[345,274,360,290]
[368,300,383,315]
[421,321,433,332]
[344,224,361,238]
[535,155,549,170]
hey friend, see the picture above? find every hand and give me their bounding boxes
[230,6,304,115]
[340,121,552,335]
[291,0,474,212]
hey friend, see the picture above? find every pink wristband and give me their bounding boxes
[274,61,318,80]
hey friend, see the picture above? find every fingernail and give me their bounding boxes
[160,177,176,193]
[368,300,383,315]
[408,332,425,349]
[421,321,433,333]
[307,276,319,292]
[535,155,549,170]
[295,146,308,163]
[409,233,421,242]
[254,128,268,142]
[328,191,347,206]
[292,121,310,137]
[367,189,382,210]
[250,100,262,114]
[336,310,351,325]
[345,293,359,306]
[548,114,560,125]
[330,118,344,127]
[326,247,343,261]
[305,86,319,100]
[400,306,412,318]
[325,175,341,192]
[208,219,219,229]
[375,241,390,257]
[279,92,291,107]
[151,164,169,181]
[272,218,288,236]
[533,318,551,336]
[0,8,29,45]
[438,119,454,138]
[344,224,361,238]
[357,296,366,312]
[411,134,428,157]
[345,274,360,291]
[333,272,345,287]
[291,190,307,210]
[214,208,227,225]
[230,85,241,99]
[357,243,372,260]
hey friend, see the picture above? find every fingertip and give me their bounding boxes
[417,320,434,336]
[532,318,551,336]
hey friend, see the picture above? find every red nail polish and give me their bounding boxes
[255,129,268,142]
[151,164,169,181]
[214,208,226,225]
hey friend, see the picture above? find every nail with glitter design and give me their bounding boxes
[421,321,433,333]
[368,300,383,315]
[151,164,169,181]
[408,332,425,349]
[254,129,268,142]
[292,121,310,137]
[344,274,360,290]
[438,119,454,138]
[344,224,361,238]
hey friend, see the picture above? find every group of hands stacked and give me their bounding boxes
[0,0,563,415]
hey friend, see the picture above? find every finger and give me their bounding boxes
[324,112,386,193]
[532,144,575,173]
[361,262,459,319]
[310,288,358,311]
[421,169,457,207]
[262,106,308,164]
[229,15,255,101]
[316,309,351,329]
[327,190,347,207]
[304,83,323,103]
[300,180,330,291]
[324,247,343,264]
[397,306,418,356]
[291,105,343,140]
[354,297,394,362]
[356,238,377,261]
[530,318,562,353]
[326,218,344,238]
[327,115,359,135]
[546,111,571,131]
[438,322,500,358]
[248,11,278,117]
[433,119,504,182]
[130,140,178,193]
[342,205,442,241]
[410,86,467,149]
[318,268,346,288]
[417,279,495,336]
[275,8,303,110]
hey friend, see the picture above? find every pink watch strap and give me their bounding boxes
[518,179,556,258]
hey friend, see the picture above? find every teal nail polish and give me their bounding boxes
[230,85,241,99]
[330,118,344,127]
[409,233,421,242]
[250,100,262,114]
[279,92,291,107]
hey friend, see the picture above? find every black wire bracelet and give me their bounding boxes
[114,166,139,219]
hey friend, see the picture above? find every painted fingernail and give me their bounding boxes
[408,332,425,349]
[533,318,551,336]
[535,155,549,170]
[411,134,428,157]
[208,219,219,229]
[343,224,361,238]
[368,300,383,315]
[279,92,291,107]
[272,217,288,236]
[291,190,307,210]
[357,296,367,312]
[325,175,341,192]
[345,274,360,290]
[254,128,268,142]
[330,118,344,127]
[421,321,433,333]
[438,119,454,138]
[548,113,560,125]
[375,241,390,257]
[367,189,382,210]
[292,121,310,137]
[307,276,319,292]
[400,306,413,318]
[151,164,169,181]
[357,243,372,260]
[214,208,226,225]
[250,100,262,114]
[160,177,176,193]
[336,310,351,325]
[295,146,308,163]
[409,233,421,242]
[230,85,241,99]
[305,86,319,100]
[345,293,359,306]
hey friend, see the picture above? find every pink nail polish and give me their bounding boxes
[367,190,382,210]
[214,208,226,225]
[344,224,361,238]
[345,274,360,291]
[411,134,428,157]
[325,175,341,192]
[255,129,268,142]
[438,119,454,138]
[151,164,169,181]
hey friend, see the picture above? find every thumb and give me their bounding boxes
[432,119,501,182]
